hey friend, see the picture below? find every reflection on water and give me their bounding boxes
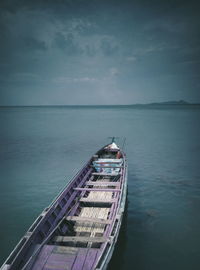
[0,106,200,269]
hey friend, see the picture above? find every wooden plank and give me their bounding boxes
[86,181,120,186]
[80,198,117,204]
[74,207,110,235]
[31,245,55,270]
[66,215,112,224]
[43,253,76,270]
[72,248,89,270]
[74,187,121,192]
[92,172,119,176]
[82,248,99,270]
[54,236,107,243]
[91,165,123,168]
[93,161,122,164]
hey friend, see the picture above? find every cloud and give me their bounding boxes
[23,37,47,51]
[74,77,97,83]
[0,0,200,105]
[100,37,119,56]
[15,72,40,81]
[110,68,120,76]
[85,44,96,57]
[126,56,137,62]
[53,32,83,55]
[53,76,98,84]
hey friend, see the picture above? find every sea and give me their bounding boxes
[0,105,200,270]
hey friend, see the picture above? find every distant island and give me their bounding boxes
[147,100,190,105]
[1,100,200,107]
[127,100,200,107]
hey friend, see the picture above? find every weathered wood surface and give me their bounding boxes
[92,172,119,176]
[54,236,108,243]
[74,207,110,239]
[93,161,122,164]
[91,165,123,168]
[74,187,121,192]
[66,216,112,224]
[86,181,120,186]
[80,198,116,203]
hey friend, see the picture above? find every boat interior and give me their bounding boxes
[4,143,125,270]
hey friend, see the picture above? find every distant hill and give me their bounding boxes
[1,100,199,107]
[147,100,190,105]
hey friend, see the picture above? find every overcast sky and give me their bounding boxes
[0,0,200,105]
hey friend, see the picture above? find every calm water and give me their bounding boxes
[0,105,200,270]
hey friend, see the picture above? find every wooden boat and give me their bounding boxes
[1,138,128,270]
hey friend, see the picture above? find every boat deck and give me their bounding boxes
[31,173,121,270]
[31,245,99,270]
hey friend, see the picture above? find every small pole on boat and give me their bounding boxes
[108,136,119,144]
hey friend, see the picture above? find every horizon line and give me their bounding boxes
[1,102,200,107]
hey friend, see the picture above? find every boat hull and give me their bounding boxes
[1,144,128,270]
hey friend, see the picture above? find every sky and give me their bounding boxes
[0,0,200,105]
